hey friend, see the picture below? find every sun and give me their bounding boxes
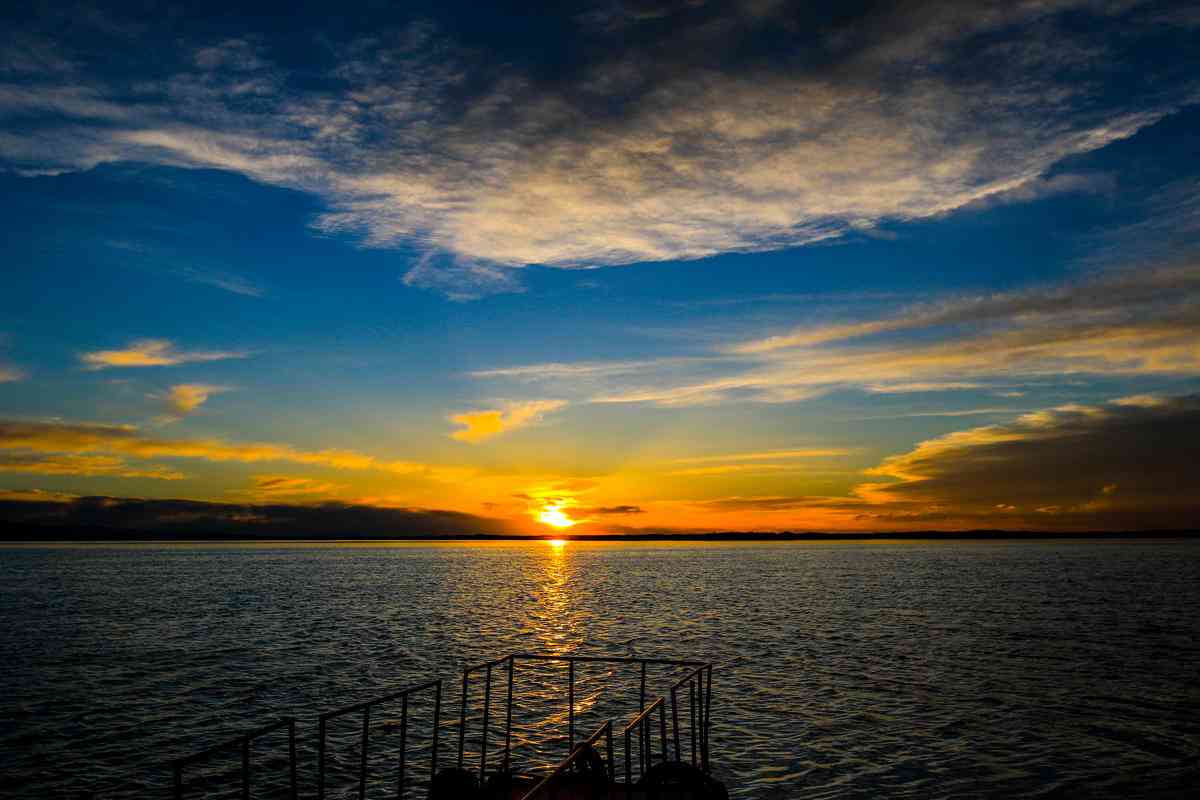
[537,504,577,529]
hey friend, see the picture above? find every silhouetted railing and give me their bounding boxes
[317,679,441,800]
[669,664,712,772]
[623,696,669,785]
[519,719,615,800]
[458,653,711,781]
[171,717,297,800]
[167,653,714,798]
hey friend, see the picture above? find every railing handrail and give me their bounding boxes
[519,720,614,800]
[622,696,664,736]
[668,664,712,772]
[668,664,708,694]
[318,679,442,721]
[458,652,714,786]
[462,654,708,673]
[317,679,442,800]
[172,716,295,768]
[621,695,669,787]
[171,716,297,800]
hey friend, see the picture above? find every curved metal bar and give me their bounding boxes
[171,716,296,800]
[519,720,613,800]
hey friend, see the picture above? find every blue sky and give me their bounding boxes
[1,1,1199,534]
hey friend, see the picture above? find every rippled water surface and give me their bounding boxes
[2,539,1199,798]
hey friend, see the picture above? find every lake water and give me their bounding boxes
[1,539,1198,798]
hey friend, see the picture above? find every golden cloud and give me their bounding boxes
[242,474,345,498]
[449,400,567,443]
[0,419,466,480]
[0,454,185,480]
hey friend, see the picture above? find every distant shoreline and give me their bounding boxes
[2,528,1198,543]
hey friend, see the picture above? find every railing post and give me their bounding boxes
[458,670,468,768]
[606,724,615,783]
[504,656,514,773]
[399,693,409,799]
[658,703,667,765]
[703,666,712,772]
[318,716,327,800]
[241,736,250,800]
[671,688,681,760]
[645,716,653,775]
[624,734,633,786]
[172,761,183,800]
[567,659,575,755]
[288,717,298,800]
[481,663,492,782]
[359,705,370,800]
[431,680,441,787]
[639,661,646,713]
[689,680,697,767]
[637,713,645,776]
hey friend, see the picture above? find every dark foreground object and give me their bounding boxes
[164,653,728,800]
[434,758,729,799]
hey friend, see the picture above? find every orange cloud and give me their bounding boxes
[449,400,567,443]
[242,474,345,499]
[671,448,850,464]
[0,454,185,480]
[0,419,465,480]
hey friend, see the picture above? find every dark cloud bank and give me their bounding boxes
[0,496,518,540]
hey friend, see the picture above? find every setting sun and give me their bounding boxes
[537,505,577,529]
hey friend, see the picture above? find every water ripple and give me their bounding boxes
[0,540,1198,798]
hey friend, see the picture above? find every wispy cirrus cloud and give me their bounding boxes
[667,448,853,474]
[478,265,1200,406]
[241,474,345,499]
[449,400,567,444]
[670,448,851,464]
[80,339,249,370]
[1,4,1195,294]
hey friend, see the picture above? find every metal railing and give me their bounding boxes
[171,717,297,800]
[669,664,712,772]
[167,653,712,798]
[458,654,711,782]
[317,679,442,800]
[622,696,668,786]
[519,720,614,800]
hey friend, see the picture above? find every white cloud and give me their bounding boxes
[0,5,1194,294]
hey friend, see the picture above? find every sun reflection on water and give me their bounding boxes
[529,535,582,654]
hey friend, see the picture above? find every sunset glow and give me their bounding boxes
[537,506,577,530]
[0,2,1197,537]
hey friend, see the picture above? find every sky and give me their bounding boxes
[1,0,1199,535]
